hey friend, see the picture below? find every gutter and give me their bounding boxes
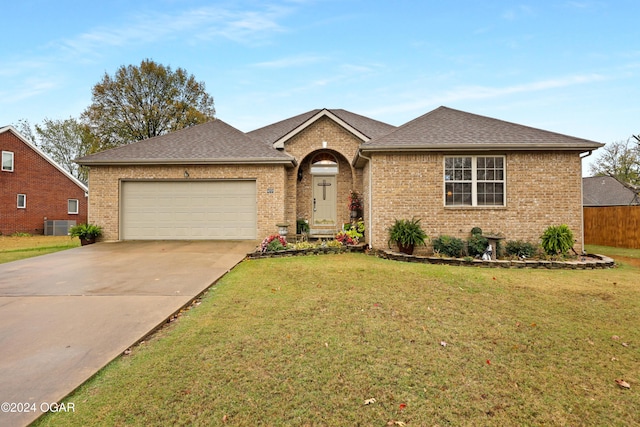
[76,157,297,167]
[579,150,595,253]
[360,143,605,153]
[356,151,374,249]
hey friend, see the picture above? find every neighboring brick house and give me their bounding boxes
[0,125,88,235]
[77,106,602,252]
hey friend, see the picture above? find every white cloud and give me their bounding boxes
[56,4,292,57]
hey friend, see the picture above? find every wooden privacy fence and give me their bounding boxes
[584,206,640,248]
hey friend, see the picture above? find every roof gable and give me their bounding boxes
[0,125,88,191]
[361,106,603,152]
[247,108,396,148]
[76,119,295,166]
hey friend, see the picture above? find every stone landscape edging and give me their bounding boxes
[374,249,615,269]
[247,245,615,269]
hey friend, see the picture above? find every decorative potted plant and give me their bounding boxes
[387,218,428,255]
[348,190,363,219]
[69,223,103,246]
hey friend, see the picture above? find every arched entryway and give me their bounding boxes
[295,150,356,236]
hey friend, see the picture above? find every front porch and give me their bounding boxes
[286,148,365,241]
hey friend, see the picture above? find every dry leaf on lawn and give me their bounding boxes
[615,379,631,389]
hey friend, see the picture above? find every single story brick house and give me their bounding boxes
[77,106,603,252]
[1,125,88,235]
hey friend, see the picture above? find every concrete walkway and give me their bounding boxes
[0,240,256,427]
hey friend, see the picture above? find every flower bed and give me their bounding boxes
[374,249,615,269]
[248,243,368,259]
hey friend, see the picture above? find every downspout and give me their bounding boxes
[579,150,594,253]
[357,151,374,249]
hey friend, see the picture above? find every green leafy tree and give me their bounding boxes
[589,138,640,185]
[35,117,94,183]
[82,59,215,151]
[12,118,37,144]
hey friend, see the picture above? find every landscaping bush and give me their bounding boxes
[467,227,488,257]
[335,232,356,246]
[505,240,538,259]
[387,218,428,254]
[540,224,574,256]
[296,219,309,234]
[432,235,464,258]
[260,235,288,252]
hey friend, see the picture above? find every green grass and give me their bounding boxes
[587,244,640,259]
[0,236,80,264]
[35,250,639,426]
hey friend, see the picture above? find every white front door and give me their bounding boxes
[312,175,337,227]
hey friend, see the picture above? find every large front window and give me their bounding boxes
[444,156,505,206]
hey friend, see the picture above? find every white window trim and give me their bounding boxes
[443,155,506,207]
[17,194,26,209]
[68,199,79,214]
[2,151,14,172]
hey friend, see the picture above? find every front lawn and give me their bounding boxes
[35,251,639,426]
[0,235,80,264]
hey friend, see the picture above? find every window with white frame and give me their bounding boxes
[2,151,14,172]
[17,194,26,208]
[444,156,505,206]
[68,199,79,214]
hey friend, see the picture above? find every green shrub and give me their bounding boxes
[68,223,102,239]
[432,235,464,258]
[296,219,309,234]
[267,239,286,252]
[467,234,488,257]
[505,240,538,258]
[387,218,428,249]
[345,219,365,243]
[470,227,483,236]
[540,224,574,256]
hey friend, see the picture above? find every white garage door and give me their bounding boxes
[121,181,257,240]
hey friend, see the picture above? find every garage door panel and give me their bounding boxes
[122,181,257,240]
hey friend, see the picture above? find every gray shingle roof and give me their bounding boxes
[76,119,294,165]
[247,108,396,144]
[361,106,603,151]
[583,176,640,206]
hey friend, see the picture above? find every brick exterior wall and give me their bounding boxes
[0,130,87,235]
[84,117,587,250]
[88,118,367,241]
[86,164,287,241]
[367,151,585,253]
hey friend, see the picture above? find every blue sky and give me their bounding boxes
[2,0,639,172]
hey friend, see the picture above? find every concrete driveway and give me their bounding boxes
[0,240,256,427]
